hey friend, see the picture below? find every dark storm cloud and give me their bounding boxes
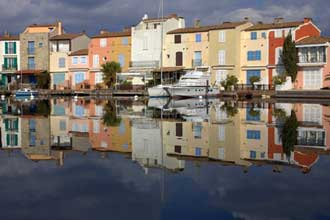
[0,0,329,35]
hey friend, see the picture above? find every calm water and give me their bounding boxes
[1,97,330,220]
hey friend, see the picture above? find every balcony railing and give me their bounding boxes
[297,137,325,147]
[27,48,35,55]
[2,65,17,71]
[298,54,326,64]
[192,59,202,67]
[130,61,159,68]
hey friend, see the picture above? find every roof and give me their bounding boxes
[153,67,184,72]
[296,36,330,45]
[69,49,88,56]
[50,33,84,41]
[143,14,182,23]
[0,35,19,41]
[28,23,57,28]
[245,21,304,31]
[92,30,131,39]
[167,21,248,34]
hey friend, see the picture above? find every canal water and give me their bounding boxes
[0,97,329,220]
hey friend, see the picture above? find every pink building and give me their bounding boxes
[296,36,330,90]
[68,49,90,90]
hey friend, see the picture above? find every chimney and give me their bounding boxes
[168,13,177,18]
[274,18,284,24]
[258,21,263,25]
[142,14,148,20]
[194,19,201,28]
[304,17,312,23]
[57,20,63,35]
[244,17,250,22]
[100,29,108,34]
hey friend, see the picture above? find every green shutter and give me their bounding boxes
[4,42,8,54]
[6,134,10,146]
[13,58,17,69]
[4,58,8,69]
[14,135,18,146]
[14,119,18,130]
[13,42,16,54]
[4,119,9,131]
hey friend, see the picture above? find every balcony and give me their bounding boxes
[297,137,325,147]
[192,59,202,67]
[298,54,326,65]
[129,61,159,68]
[27,48,35,55]
[2,65,17,71]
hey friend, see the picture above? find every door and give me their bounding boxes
[175,52,183,66]
[246,70,261,84]
[303,68,322,90]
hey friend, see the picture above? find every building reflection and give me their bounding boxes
[0,97,329,174]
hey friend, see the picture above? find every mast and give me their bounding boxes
[160,0,164,85]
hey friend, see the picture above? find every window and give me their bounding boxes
[95,105,103,116]
[251,32,257,40]
[93,120,100,134]
[72,57,79,65]
[28,57,35,69]
[3,57,17,70]
[60,120,66,131]
[216,70,227,85]
[193,123,202,139]
[275,47,283,64]
[58,57,66,68]
[261,152,266,159]
[174,35,181,44]
[93,54,99,67]
[119,121,126,135]
[74,72,85,84]
[250,151,257,159]
[29,119,36,131]
[219,31,226,42]
[247,51,261,61]
[122,37,129,45]
[118,54,125,67]
[95,72,103,84]
[195,147,202,156]
[195,33,202,42]
[176,123,183,137]
[100,38,107,47]
[6,134,18,146]
[247,130,261,140]
[218,50,226,65]
[53,73,65,85]
[74,105,85,117]
[246,70,261,84]
[28,41,35,54]
[275,29,283,38]
[218,148,225,160]
[80,56,87,64]
[5,42,16,54]
[261,32,267,39]
[246,108,261,121]
[29,134,36,147]
[39,42,43,48]
[174,145,182,153]
[218,125,225,141]
[303,104,322,124]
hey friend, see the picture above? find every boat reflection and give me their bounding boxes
[1,97,329,174]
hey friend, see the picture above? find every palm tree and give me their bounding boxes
[102,100,121,127]
[101,61,122,89]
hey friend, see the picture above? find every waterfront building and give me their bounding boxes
[49,33,90,90]
[89,29,131,89]
[295,36,330,90]
[0,34,20,89]
[19,21,63,87]
[68,49,90,90]
[130,14,185,82]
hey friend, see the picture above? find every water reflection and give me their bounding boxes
[1,97,329,174]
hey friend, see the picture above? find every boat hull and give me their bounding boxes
[148,85,170,98]
[15,91,39,97]
[169,86,219,98]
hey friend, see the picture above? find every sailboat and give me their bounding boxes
[15,70,38,97]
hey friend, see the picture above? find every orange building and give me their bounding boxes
[88,29,131,88]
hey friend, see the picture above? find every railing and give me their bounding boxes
[298,54,326,64]
[297,137,325,147]
[129,61,159,68]
[235,84,275,91]
[192,59,202,67]
[2,65,17,71]
[27,48,35,55]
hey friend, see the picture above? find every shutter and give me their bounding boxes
[5,119,9,130]
[4,58,8,69]
[6,134,10,146]
[13,58,17,68]
[5,42,8,54]
[14,119,18,130]
[176,123,183,137]
[13,42,16,54]
[14,135,18,146]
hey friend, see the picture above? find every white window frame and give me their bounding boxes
[216,70,227,85]
[72,56,79,65]
[218,50,226,65]
[93,55,99,68]
[100,38,107,48]
[218,31,226,43]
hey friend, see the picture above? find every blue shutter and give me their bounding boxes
[251,32,257,40]
[256,51,261,60]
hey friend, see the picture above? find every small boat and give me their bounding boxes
[148,84,171,98]
[15,88,39,97]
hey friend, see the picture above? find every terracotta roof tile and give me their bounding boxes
[296,36,330,45]
[245,21,304,31]
[92,30,131,39]
[50,33,84,41]
[167,21,248,34]
[28,23,57,28]
[0,35,19,41]
[69,49,88,56]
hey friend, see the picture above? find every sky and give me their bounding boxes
[0,0,329,36]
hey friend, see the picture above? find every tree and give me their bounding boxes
[37,71,50,89]
[249,75,261,88]
[101,61,122,89]
[281,32,298,82]
[221,75,239,91]
[102,100,121,127]
[281,110,299,159]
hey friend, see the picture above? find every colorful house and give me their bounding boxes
[0,34,20,89]
[19,21,63,87]
[296,36,330,90]
[68,49,90,90]
[89,29,131,88]
[241,18,320,86]
[49,33,90,90]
